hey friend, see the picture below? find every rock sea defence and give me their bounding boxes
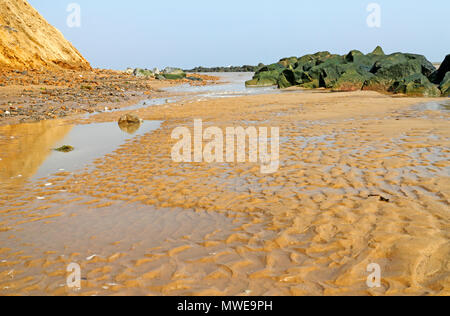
[0,0,91,71]
[246,47,449,97]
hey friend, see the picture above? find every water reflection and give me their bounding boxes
[0,120,73,181]
[118,121,141,135]
[0,120,161,182]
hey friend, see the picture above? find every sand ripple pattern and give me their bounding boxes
[0,91,449,295]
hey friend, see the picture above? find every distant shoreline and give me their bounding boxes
[184,65,260,73]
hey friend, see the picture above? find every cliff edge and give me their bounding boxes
[0,0,91,70]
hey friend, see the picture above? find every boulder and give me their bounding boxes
[118,114,141,125]
[429,54,450,84]
[277,73,292,89]
[162,67,186,80]
[440,72,450,97]
[345,50,364,62]
[299,79,319,89]
[391,74,441,97]
[371,46,385,56]
[363,76,395,92]
[246,63,285,87]
[372,59,422,81]
[278,57,298,68]
[332,69,373,92]
[404,53,436,77]
[133,68,154,78]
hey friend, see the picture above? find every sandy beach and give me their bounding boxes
[0,73,448,296]
[0,0,449,298]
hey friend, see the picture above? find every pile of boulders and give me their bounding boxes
[126,67,187,80]
[246,47,449,97]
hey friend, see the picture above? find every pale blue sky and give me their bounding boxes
[29,0,449,70]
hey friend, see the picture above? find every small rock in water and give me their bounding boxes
[54,145,75,153]
[118,113,141,124]
[118,114,141,134]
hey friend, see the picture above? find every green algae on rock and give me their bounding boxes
[54,145,74,153]
[245,47,449,97]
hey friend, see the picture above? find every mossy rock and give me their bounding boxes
[371,46,385,56]
[403,53,436,78]
[332,69,373,92]
[133,68,154,77]
[439,72,450,97]
[277,73,292,89]
[162,67,186,80]
[54,145,74,153]
[247,64,285,87]
[429,54,450,84]
[245,76,278,87]
[162,73,186,80]
[299,79,319,89]
[373,59,422,80]
[278,57,298,68]
[362,76,395,92]
[345,50,364,62]
[392,74,441,97]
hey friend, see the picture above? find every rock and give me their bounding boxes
[277,71,294,89]
[162,67,186,80]
[299,79,319,89]
[332,69,373,92]
[429,54,450,84]
[363,76,395,92]
[278,57,298,68]
[125,68,134,75]
[247,49,444,96]
[439,72,450,97]
[371,46,385,56]
[391,74,441,97]
[152,67,160,75]
[401,53,436,77]
[372,58,422,80]
[133,68,154,78]
[118,114,141,125]
[54,145,74,153]
[345,50,364,62]
[155,74,166,80]
[246,63,285,87]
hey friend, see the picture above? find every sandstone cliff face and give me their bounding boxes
[0,0,91,70]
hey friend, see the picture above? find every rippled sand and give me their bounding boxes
[0,90,449,296]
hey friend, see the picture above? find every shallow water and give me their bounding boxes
[33,120,162,180]
[163,73,280,97]
[412,99,450,112]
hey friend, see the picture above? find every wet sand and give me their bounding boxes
[0,75,449,296]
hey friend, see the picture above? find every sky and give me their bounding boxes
[29,0,450,70]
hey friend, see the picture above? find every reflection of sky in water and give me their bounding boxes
[162,72,281,97]
[34,121,161,180]
[413,100,450,111]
